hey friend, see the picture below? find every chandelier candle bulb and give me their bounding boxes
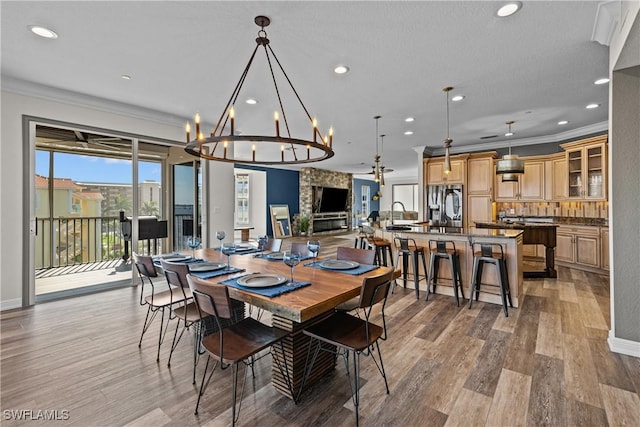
[281,144,285,161]
[307,144,310,160]
[185,122,191,142]
[198,131,204,141]
[252,144,256,161]
[313,118,318,142]
[229,107,235,135]
[329,127,333,146]
[194,113,201,136]
[224,141,228,158]
[274,111,280,137]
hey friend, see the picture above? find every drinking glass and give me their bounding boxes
[186,236,201,258]
[306,240,320,258]
[215,230,226,249]
[257,236,268,257]
[221,241,236,270]
[283,251,301,284]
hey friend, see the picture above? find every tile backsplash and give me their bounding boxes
[496,201,608,219]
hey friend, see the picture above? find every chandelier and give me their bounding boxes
[442,86,454,174]
[495,120,524,182]
[184,16,334,165]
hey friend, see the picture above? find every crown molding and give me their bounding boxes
[591,0,621,46]
[427,121,608,156]
[1,76,187,127]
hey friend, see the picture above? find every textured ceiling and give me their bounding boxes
[1,1,610,178]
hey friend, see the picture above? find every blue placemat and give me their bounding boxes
[219,275,311,298]
[304,260,379,275]
[255,253,315,262]
[213,246,261,255]
[190,266,245,280]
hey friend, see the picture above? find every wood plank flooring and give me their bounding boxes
[2,233,639,426]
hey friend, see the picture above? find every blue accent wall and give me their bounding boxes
[235,164,299,237]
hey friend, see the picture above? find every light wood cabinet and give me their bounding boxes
[551,156,567,200]
[494,160,545,201]
[556,225,601,269]
[561,136,607,201]
[468,195,493,224]
[601,227,609,270]
[467,157,494,194]
[426,159,464,185]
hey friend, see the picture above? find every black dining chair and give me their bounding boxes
[186,274,294,425]
[134,253,187,363]
[298,269,394,426]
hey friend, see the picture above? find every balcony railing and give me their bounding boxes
[35,216,168,270]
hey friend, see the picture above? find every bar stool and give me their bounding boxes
[392,237,428,299]
[370,237,394,267]
[468,242,513,317]
[426,240,464,306]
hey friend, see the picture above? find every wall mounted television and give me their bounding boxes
[313,186,349,213]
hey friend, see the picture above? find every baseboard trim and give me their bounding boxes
[0,298,23,311]
[608,331,640,357]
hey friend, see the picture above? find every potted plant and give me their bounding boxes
[299,216,310,236]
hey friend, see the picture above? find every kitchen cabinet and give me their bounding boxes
[426,159,465,185]
[556,225,600,270]
[601,227,609,270]
[466,154,496,226]
[468,194,493,224]
[494,159,545,201]
[561,136,607,201]
[550,155,567,200]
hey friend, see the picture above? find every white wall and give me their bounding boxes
[0,90,235,309]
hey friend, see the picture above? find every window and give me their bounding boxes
[361,185,370,216]
[235,174,250,225]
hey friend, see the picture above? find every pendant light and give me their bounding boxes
[442,87,454,174]
[372,116,382,183]
[496,120,524,181]
[380,134,386,187]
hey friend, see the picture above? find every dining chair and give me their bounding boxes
[134,253,182,363]
[159,260,200,383]
[291,241,314,258]
[334,247,376,313]
[298,269,394,426]
[186,274,293,425]
[265,237,282,252]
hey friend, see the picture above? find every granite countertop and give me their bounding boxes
[383,225,523,239]
[475,221,559,229]
[500,216,608,227]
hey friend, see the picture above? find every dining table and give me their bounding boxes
[186,247,397,399]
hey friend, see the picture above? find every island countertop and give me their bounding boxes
[375,226,524,308]
[474,221,559,229]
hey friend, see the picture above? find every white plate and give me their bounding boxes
[265,252,284,260]
[189,262,226,272]
[237,273,287,288]
[236,243,254,249]
[235,246,254,252]
[319,259,360,270]
[162,256,192,263]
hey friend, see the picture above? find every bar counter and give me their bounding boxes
[376,226,524,308]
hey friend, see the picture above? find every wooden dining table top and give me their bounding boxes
[191,248,396,323]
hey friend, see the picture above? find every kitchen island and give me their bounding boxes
[376,226,524,308]
[475,221,558,278]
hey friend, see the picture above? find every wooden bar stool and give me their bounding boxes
[392,236,428,299]
[427,240,464,305]
[369,237,394,267]
[468,242,513,317]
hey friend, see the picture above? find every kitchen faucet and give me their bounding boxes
[390,201,406,225]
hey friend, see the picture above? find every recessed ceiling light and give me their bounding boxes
[558,120,569,125]
[451,95,465,102]
[333,65,350,75]
[28,25,58,39]
[594,78,610,85]
[497,2,522,17]
[586,103,600,109]
[245,98,258,105]
[505,131,514,137]
[405,117,415,122]
[404,131,414,135]
[121,75,132,80]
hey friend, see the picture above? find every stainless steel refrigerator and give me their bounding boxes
[426,184,463,227]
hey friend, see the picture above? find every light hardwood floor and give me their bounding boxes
[2,234,639,426]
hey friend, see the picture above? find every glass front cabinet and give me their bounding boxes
[561,135,607,201]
